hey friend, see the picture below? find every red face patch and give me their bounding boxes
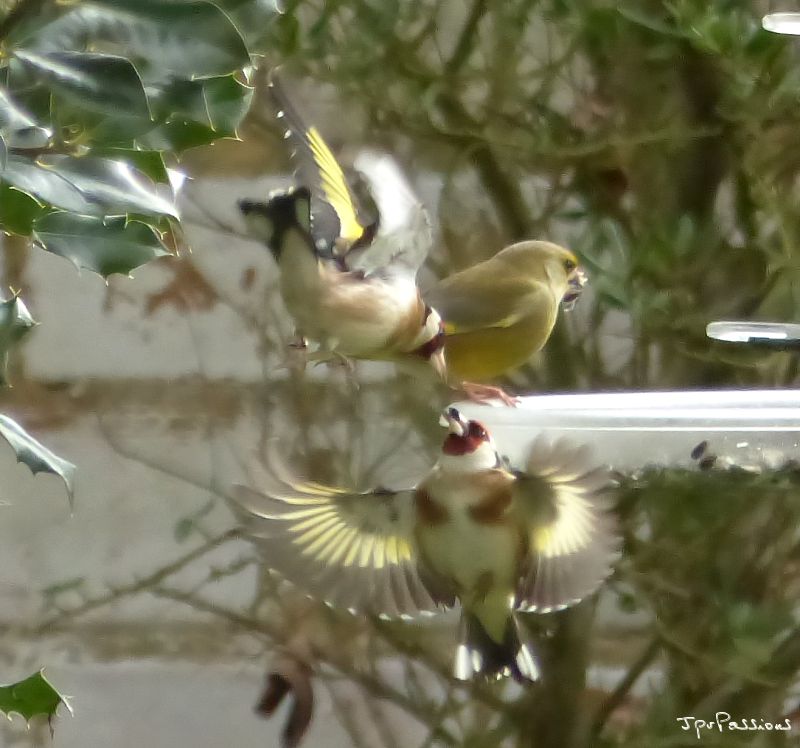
[442,421,489,455]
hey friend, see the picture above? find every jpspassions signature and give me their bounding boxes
[677,712,792,740]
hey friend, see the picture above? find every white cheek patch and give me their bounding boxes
[425,310,442,336]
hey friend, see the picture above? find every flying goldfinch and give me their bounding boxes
[426,241,588,402]
[239,186,447,376]
[238,70,446,375]
[263,69,434,273]
[230,407,619,681]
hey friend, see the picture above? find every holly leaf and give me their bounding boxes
[33,212,171,277]
[0,183,46,235]
[136,119,224,152]
[0,87,52,149]
[13,50,151,119]
[90,148,171,184]
[21,0,251,82]
[40,156,179,219]
[0,293,36,385]
[151,75,253,136]
[0,670,70,729]
[1,155,98,215]
[0,414,76,506]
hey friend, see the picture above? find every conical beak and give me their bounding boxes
[439,407,466,436]
[562,267,588,311]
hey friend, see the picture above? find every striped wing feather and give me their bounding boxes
[512,436,620,613]
[229,446,444,619]
[269,71,364,248]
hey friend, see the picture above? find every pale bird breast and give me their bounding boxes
[423,468,514,512]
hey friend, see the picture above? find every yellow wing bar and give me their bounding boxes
[306,126,363,244]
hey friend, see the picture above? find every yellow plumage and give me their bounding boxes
[427,240,582,383]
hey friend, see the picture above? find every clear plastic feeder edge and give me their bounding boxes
[451,390,800,471]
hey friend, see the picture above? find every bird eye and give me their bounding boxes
[563,258,577,272]
[469,422,487,439]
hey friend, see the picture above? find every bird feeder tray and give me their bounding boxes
[452,390,800,471]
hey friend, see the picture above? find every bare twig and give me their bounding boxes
[589,636,661,740]
[152,586,462,745]
[30,529,241,633]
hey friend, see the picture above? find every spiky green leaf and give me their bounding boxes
[151,75,253,136]
[0,414,75,506]
[0,183,45,235]
[41,156,178,218]
[33,212,171,277]
[1,155,98,214]
[20,0,250,81]
[0,293,36,385]
[13,50,151,119]
[0,671,69,727]
[0,88,51,149]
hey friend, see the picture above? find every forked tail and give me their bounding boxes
[454,612,539,682]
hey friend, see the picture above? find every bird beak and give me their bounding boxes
[562,267,588,311]
[439,408,466,436]
[430,348,448,381]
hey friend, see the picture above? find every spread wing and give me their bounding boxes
[511,436,620,613]
[343,150,433,276]
[229,447,448,619]
[269,70,366,249]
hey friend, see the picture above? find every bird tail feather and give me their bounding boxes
[454,612,539,682]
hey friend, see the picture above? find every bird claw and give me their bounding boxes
[312,351,356,375]
[460,382,520,407]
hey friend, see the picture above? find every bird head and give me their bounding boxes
[497,241,587,310]
[238,187,312,260]
[437,407,500,471]
[410,306,447,380]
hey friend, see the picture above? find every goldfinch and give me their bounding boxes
[230,407,619,681]
[263,69,433,273]
[239,186,446,376]
[426,241,588,398]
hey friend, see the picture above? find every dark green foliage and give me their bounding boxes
[0,670,68,727]
[0,0,269,276]
[0,4,273,731]
[618,464,800,733]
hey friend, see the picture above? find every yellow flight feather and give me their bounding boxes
[307,126,363,243]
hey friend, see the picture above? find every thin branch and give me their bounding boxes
[96,413,225,498]
[152,586,462,745]
[589,636,661,739]
[444,0,488,76]
[30,529,241,633]
[324,680,376,748]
